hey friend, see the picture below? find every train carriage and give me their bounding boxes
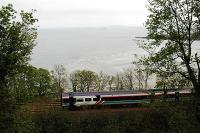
[61,89,192,110]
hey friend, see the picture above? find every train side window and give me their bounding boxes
[73,98,76,102]
[76,98,84,102]
[63,98,69,103]
[93,98,98,101]
[85,98,91,102]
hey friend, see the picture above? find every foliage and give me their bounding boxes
[156,73,192,89]
[0,83,16,133]
[0,4,37,82]
[138,0,200,93]
[69,67,152,92]
[150,101,200,133]
[95,72,110,91]
[14,108,38,133]
[113,73,124,91]
[8,66,52,102]
[36,68,52,96]
[122,68,135,90]
[69,71,79,92]
[0,4,37,132]
[51,65,68,96]
[108,76,115,91]
[8,66,38,102]
[14,101,200,133]
[70,70,98,92]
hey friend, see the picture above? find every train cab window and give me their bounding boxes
[69,97,76,102]
[93,98,98,101]
[85,98,91,102]
[63,98,69,103]
[76,98,84,102]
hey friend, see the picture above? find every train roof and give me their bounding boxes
[62,90,149,97]
[62,88,192,97]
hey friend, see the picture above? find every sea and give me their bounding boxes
[30,26,199,75]
[30,26,147,74]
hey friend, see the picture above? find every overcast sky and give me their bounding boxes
[0,0,149,28]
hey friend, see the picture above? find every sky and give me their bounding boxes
[0,0,149,28]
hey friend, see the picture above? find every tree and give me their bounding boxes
[156,73,192,89]
[83,70,98,92]
[0,4,37,131]
[143,67,151,89]
[9,66,52,98]
[8,65,38,102]
[114,73,125,90]
[70,72,79,92]
[35,68,52,96]
[108,76,115,91]
[133,54,152,89]
[95,72,110,91]
[51,65,68,95]
[139,0,200,94]
[134,67,144,90]
[70,70,97,92]
[70,70,86,92]
[0,4,37,83]
[123,68,135,90]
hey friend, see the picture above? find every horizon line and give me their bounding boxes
[38,25,146,30]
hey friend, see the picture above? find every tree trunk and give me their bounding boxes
[193,83,200,122]
[0,81,16,132]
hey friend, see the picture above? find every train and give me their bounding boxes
[61,89,192,110]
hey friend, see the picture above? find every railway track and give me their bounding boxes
[21,98,61,113]
[23,101,151,114]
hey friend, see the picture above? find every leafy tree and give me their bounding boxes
[9,66,52,99]
[138,0,200,94]
[82,70,98,92]
[123,68,135,90]
[156,73,192,89]
[95,72,110,91]
[70,71,79,92]
[35,68,52,96]
[8,65,38,103]
[143,68,151,89]
[133,54,152,89]
[70,70,97,92]
[134,67,144,90]
[0,4,37,131]
[114,73,125,90]
[0,4,37,83]
[51,65,68,95]
[108,76,115,91]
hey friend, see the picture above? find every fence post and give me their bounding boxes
[150,91,155,103]
[175,91,180,103]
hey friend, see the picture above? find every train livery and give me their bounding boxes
[61,89,192,109]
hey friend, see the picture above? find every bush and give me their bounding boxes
[14,108,38,133]
[14,101,200,133]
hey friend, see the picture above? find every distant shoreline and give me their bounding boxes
[135,36,148,39]
[135,36,200,40]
